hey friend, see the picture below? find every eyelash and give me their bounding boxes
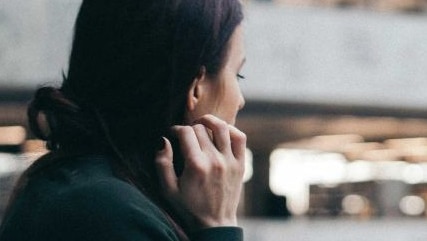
[237,73,245,81]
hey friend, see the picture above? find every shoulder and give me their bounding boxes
[56,172,161,225]
[1,155,180,241]
[47,156,179,240]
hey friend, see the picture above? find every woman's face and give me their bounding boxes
[186,25,246,125]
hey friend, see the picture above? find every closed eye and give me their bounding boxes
[237,73,245,81]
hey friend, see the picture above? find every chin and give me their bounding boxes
[229,119,236,126]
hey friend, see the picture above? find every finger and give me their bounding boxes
[192,124,215,151]
[194,115,231,153]
[228,125,247,161]
[155,137,179,194]
[171,125,202,161]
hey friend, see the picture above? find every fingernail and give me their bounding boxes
[156,137,166,151]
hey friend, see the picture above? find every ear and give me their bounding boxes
[187,66,207,111]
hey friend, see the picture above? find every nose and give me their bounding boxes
[238,92,245,110]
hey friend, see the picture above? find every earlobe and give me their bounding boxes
[186,66,207,111]
[187,80,198,111]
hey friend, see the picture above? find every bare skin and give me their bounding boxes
[156,115,246,228]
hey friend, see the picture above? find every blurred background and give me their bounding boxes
[2,0,427,240]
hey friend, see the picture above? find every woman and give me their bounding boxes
[0,0,247,240]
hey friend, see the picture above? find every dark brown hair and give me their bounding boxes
[25,0,243,205]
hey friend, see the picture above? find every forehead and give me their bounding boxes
[225,25,245,66]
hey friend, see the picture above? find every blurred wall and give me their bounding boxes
[0,0,80,89]
[243,3,427,109]
[2,1,427,111]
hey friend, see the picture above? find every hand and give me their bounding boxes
[155,114,246,229]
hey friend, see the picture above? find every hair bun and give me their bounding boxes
[27,87,80,142]
[31,87,79,112]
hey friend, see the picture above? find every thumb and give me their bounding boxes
[155,137,179,195]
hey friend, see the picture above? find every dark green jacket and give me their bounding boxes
[0,155,243,241]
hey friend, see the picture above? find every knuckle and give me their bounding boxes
[194,165,209,176]
[211,159,226,173]
[214,154,226,166]
[217,121,228,131]
[238,132,247,142]
[229,126,246,141]
[181,125,193,133]
[176,125,194,137]
[155,156,164,165]
[235,132,247,144]
[157,157,173,168]
[192,124,205,133]
[187,156,208,173]
[155,155,167,164]
[212,121,229,136]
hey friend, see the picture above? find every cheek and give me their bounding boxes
[229,82,242,107]
[219,83,241,122]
